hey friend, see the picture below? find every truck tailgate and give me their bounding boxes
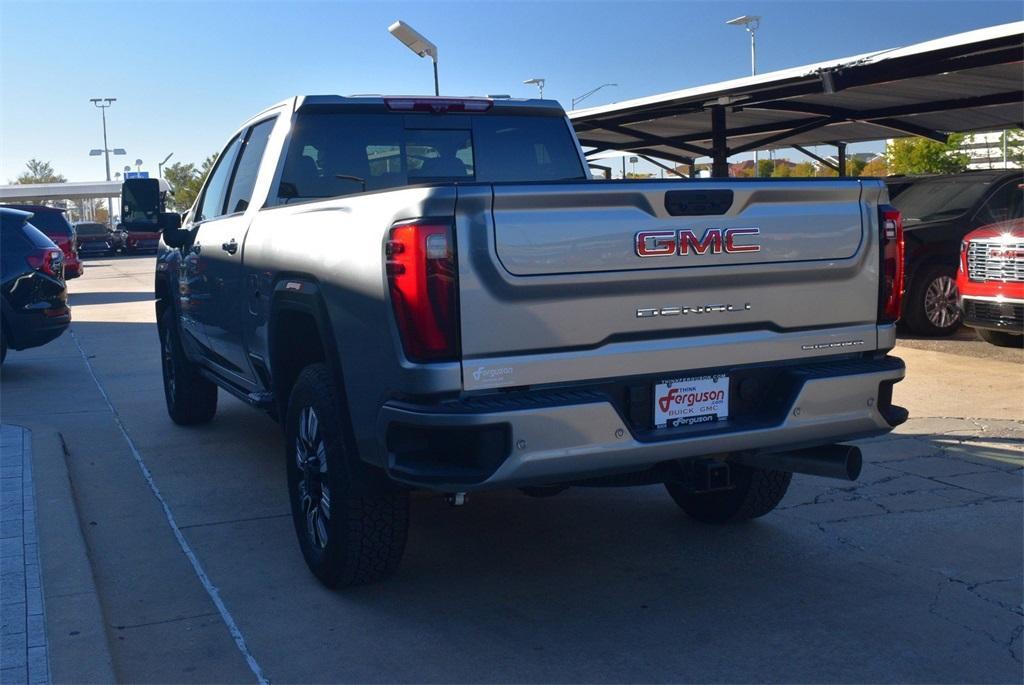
[455,180,883,390]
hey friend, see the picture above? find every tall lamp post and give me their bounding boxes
[726,15,761,176]
[158,153,174,179]
[388,20,439,95]
[571,83,617,110]
[523,78,545,98]
[90,97,123,225]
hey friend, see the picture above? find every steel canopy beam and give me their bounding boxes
[792,144,839,171]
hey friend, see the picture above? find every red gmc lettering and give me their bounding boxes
[635,228,761,257]
[679,228,723,255]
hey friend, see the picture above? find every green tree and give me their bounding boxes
[860,156,888,177]
[16,159,66,184]
[791,162,816,177]
[886,134,969,175]
[848,158,868,177]
[163,153,218,212]
[771,163,792,178]
[756,159,775,177]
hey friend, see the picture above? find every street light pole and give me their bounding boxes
[523,78,545,98]
[726,16,761,176]
[388,21,440,96]
[571,83,617,110]
[158,153,174,179]
[90,97,117,224]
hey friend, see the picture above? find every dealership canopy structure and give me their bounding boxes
[569,22,1024,177]
[0,179,171,202]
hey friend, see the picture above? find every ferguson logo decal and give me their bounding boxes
[635,228,760,257]
[472,366,513,384]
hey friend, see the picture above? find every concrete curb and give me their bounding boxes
[29,427,116,684]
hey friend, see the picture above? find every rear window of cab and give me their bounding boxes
[274,113,585,204]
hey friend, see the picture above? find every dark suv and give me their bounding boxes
[0,204,82,279]
[890,170,1024,336]
[1,209,71,363]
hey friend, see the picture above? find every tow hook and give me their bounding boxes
[445,492,468,507]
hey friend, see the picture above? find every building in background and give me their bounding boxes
[962,131,1022,169]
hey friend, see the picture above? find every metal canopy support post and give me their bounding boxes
[836,142,847,177]
[711,106,729,178]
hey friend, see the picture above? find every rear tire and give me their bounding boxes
[665,463,792,523]
[903,264,961,336]
[158,308,217,425]
[286,363,409,587]
[976,328,1024,348]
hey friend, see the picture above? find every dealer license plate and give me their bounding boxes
[654,375,729,429]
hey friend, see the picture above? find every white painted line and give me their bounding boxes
[70,330,268,685]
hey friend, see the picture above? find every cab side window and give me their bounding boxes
[195,135,243,222]
[225,118,276,214]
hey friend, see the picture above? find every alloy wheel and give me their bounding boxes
[295,406,331,550]
[924,275,960,330]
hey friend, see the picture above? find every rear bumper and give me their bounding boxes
[378,355,907,492]
[6,306,71,350]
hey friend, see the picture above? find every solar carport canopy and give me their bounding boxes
[569,22,1024,174]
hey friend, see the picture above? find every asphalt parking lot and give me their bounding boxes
[2,256,1022,684]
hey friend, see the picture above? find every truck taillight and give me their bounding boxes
[879,206,904,323]
[386,221,459,362]
[26,248,64,279]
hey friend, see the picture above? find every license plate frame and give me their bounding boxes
[653,374,729,429]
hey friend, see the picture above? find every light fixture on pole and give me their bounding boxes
[388,20,439,96]
[571,83,617,110]
[158,153,174,179]
[726,15,762,176]
[90,97,120,225]
[523,78,545,98]
[135,159,143,172]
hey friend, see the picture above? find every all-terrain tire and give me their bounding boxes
[665,463,792,523]
[286,363,409,587]
[158,308,217,425]
[976,327,1024,348]
[903,264,961,336]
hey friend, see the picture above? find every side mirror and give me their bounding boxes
[158,212,181,231]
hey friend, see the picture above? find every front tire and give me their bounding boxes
[286,363,409,587]
[158,308,217,425]
[665,463,792,523]
[903,264,961,336]
[976,328,1024,348]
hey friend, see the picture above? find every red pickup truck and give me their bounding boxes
[957,218,1024,347]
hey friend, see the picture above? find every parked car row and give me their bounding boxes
[0,204,82,278]
[886,170,1023,342]
[0,208,71,364]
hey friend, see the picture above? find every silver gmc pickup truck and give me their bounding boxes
[146,95,908,587]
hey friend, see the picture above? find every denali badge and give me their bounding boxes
[636,228,760,257]
[637,303,751,318]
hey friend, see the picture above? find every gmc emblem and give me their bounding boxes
[635,228,760,257]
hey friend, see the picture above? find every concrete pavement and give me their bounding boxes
[2,256,1021,683]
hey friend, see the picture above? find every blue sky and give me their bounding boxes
[2,0,1021,181]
